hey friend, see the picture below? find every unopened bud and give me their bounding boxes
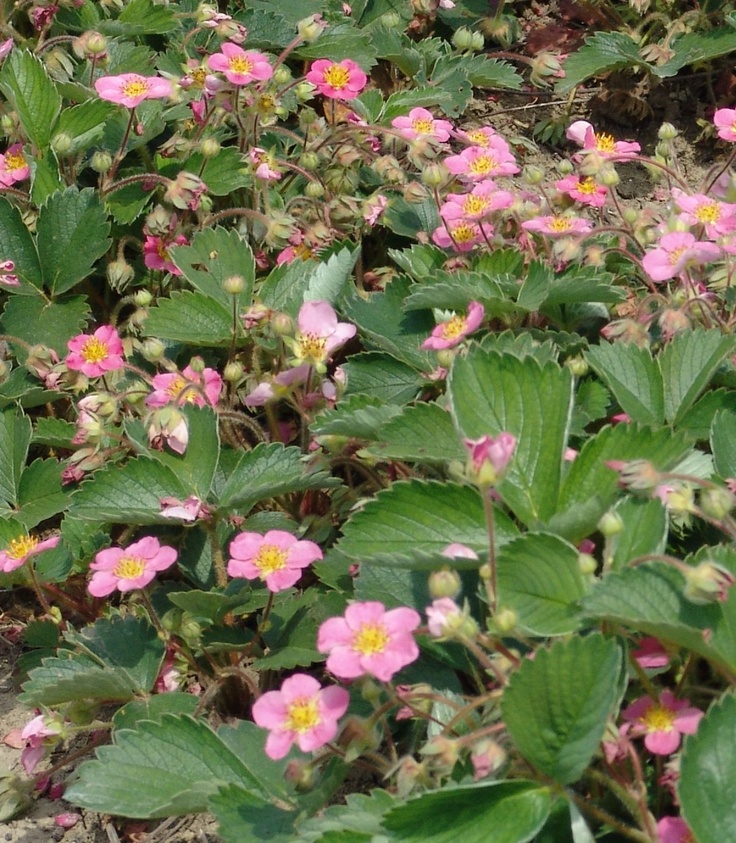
[700,486,735,521]
[90,150,112,173]
[300,151,320,171]
[222,274,245,295]
[403,182,429,204]
[428,567,462,599]
[285,759,316,791]
[297,14,327,43]
[305,181,325,198]
[452,27,476,52]
[658,122,678,141]
[598,510,624,537]
[271,312,294,336]
[598,166,620,187]
[492,606,518,634]
[557,158,574,176]
[622,207,639,226]
[273,65,291,85]
[565,356,588,377]
[223,361,244,383]
[51,132,73,156]
[133,289,152,307]
[522,165,545,185]
[199,137,220,158]
[106,258,135,290]
[295,81,315,101]
[683,560,735,605]
[140,338,166,362]
[380,11,401,27]
[188,356,205,374]
[578,553,597,576]
[421,162,448,188]
[606,459,660,492]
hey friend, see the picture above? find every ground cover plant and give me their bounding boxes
[2,0,736,841]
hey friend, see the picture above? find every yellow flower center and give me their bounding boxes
[412,118,434,134]
[6,535,38,560]
[468,154,496,175]
[228,56,253,75]
[694,202,720,223]
[441,315,468,340]
[452,223,476,243]
[254,544,288,575]
[122,79,150,98]
[297,334,327,361]
[257,94,276,114]
[285,697,321,733]
[577,178,598,195]
[191,67,207,86]
[353,622,390,655]
[294,243,314,261]
[466,129,490,146]
[113,555,146,580]
[166,376,198,403]
[463,195,490,215]
[5,152,26,171]
[548,217,572,232]
[669,246,688,265]
[594,132,616,153]
[640,703,676,732]
[81,337,109,364]
[323,65,350,90]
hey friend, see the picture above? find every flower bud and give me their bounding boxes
[199,137,220,158]
[380,11,401,27]
[222,274,245,296]
[51,132,73,156]
[90,150,112,173]
[565,356,588,377]
[223,361,244,383]
[452,27,476,52]
[403,182,429,204]
[658,122,678,141]
[463,432,516,488]
[683,560,735,605]
[271,312,294,336]
[300,151,320,171]
[578,553,597,576]
[598,509,624,536]
[428,567,462,599]
[140,338,166,363]
[133,289,153,307]
[285,759,316,791]
[492,605,518,634]
[295,81,316,101]
[188,355,206,374]
[598,165,620,187]
[606,459,660,492]
[557,158,574,176]
[73,30,107,59]
[470,739,506,780]
[420,735,459,771]
[297,14,327,43]
[304,181,325,198]
[700,486,735,521]
[273,65,291,85]
[264,214,297,249]
[421,162,448,188]
[522,165,545,185]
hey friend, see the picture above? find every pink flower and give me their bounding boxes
[671,188,736,237]
[0,534,60,573]
[632,637,670,669]
[453,126,496,147]
[317,601,421,682]
[208,43,273,86]
[0,144,30,186]
[148,407,189,454]
[444,141,519,181]
[713,107,736,143]
[363,194,388,226]
[441,543,478,560]
[439,180,514,222]
[249,147,281,181]
[66,325,125,378]
[657,817,694,843]
[0,38,13,60]
[641,231,721,282]
[422,301,484,349]
[521,215,593,238]
[555,174,608,207]
[54,814,80,830]
[306,59,367,100]
[621,690,703,755]
[159,495,211,522]
[146,364,222,408]
[244,364,312,407]
[464,432,516,487]
[431,219,494,252]
[143,234,188,275]
[391,107,453,143]
[566,120,641,158]
[252,673,349,760]
[88,536,178,597]
[95,74,172,108]
[291,301,356,367]
[19,713,64,774]
[227,530,322,592]
[426,597,463,638]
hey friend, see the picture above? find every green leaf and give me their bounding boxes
[382,196,440,238]
[680,692,736,843]
[0,50,62,148]
[142,290,233,346]
[384,781,550,843]
[609,498,668,571]
[551,424,691,542]
[296,789,396,843]
[65,715,275,818]
[389,244,447,280]
[70,457,188,524]
[17,458,68,529]
[32,417,76,448]
[36,187,111,296]
[56,99,115,154]
[170,226,254,309]
[462,55,523,90]
[582,561,736,673]
[296,27,377,70]
[0,406,32,508]
[659,329,735,424]
[311,395,402,440]
[556,32,647,94]
[113,693,200,731]
[21,616,165,706]
[31,152,63,206]
[365,402,467,462]
[217,443,337,511]
[149,406,220,499]
[0,198,42,294]
[210,785,296,843]
[711,409,736,477]
[117,0,178,33]
[448,349,573,526]
[586,342,663,425]
[678,388,736,441]
[0,294,90,358]
[184,148,251,195]
[337,479,517,565]
[502,635,623,784]
[496,533,586,636]
[657,26,736,78]
[343,278,434,370]
[343,352,423,404]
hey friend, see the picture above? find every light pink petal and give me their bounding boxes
[326,648,365,679]
[383,607,421,634]
[88,571,120,597]
[317,617,353,650]
[264,730,294,760]
[252,691,288,728]
[298,301,338,337]
[298,720,337,752]
[644,730,680,755]
[264,568,302,591]
[343,601,385,628]
[673,708,704,734]
[229,532,264,560]
[281,674,321,702]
